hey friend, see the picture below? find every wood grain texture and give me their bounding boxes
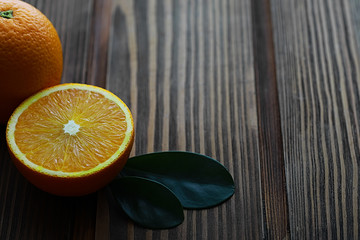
[271,0,360,239]
[0,0,265,239]
[251,0,289,239]
[106,0,263,239]
[86,0,113,87]
[3,0,359,239]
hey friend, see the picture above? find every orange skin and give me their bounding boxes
[8,131,134,196]
[0,0,63,124]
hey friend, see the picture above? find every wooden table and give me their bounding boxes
[1,0,359,239]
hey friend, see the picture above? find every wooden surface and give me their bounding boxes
[0,0,359,239]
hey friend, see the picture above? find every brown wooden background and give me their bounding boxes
[1,0,359,239]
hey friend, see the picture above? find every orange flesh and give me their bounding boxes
[14,88,127,172]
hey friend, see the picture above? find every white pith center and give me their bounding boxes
[63,120,80,135]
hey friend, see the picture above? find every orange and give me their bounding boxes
[6,83,135,196]
[0,0,63,124]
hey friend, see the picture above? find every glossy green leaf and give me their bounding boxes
[110,176,184,229]
[121,151,235,209]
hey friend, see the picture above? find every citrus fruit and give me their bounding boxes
[0,0,63,124]
[6,83,134,196]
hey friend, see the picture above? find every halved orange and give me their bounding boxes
[6,83,134,196]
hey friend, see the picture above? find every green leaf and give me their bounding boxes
[110,176,184,229]
[121,151,235,209]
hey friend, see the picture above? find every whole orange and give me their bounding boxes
[0,0,63,124]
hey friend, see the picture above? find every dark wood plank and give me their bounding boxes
[251,0,290,239]
[86,0,113,88]
[106,0,263,239]
[271,0,360,239]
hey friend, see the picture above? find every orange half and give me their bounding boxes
[6,83,134,196]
